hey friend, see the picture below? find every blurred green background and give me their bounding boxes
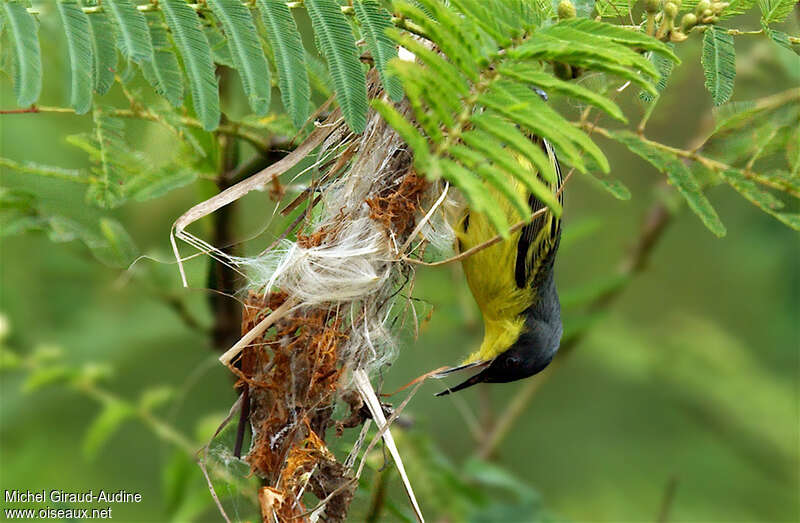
[1,7,799,523]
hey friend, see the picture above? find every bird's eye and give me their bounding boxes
[506,355,521,367]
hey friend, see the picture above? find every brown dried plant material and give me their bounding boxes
[239,290,355,521]
[258,486,285,522]
[275,426,354,522]
[295,208,348,249]
[230,76,429,522]
[239,170,428,522]
[296,227,329,249]
[269,175,286,202]
[366,171,428,237]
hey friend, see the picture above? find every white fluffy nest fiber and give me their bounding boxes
[244,106,456,375]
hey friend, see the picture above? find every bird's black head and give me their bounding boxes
[484,323,560,383]
[435,317,562,396]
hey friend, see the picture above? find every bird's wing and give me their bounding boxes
[514,139,563,289]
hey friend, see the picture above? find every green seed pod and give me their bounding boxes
[695,0,711,13]
[557,0,577,19]
[664,1,679,17]
[712,1,729,13]
[702,8,713,17]
[681,12,698,29]
[644,0,661,14]
[670,29,688,41]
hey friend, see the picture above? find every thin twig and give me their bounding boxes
[159,293,210,334]
[656,477,679,523]
[402,207,547,267]
[476,365,554,459]
[690,26,800,43]
[365,467,392,523]
[0,104,277,153]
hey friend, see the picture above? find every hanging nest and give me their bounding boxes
[173,71,456,522]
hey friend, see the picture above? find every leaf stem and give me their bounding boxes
[584,93,799,194]
[0,156,89,183]
[0,105,274,153]
[691,25,800,44]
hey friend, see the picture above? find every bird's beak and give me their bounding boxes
[434,364,492,396]
[432,360,489,377]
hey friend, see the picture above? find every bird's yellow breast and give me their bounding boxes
[458,178,534,363]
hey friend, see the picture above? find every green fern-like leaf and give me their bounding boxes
[440,158,511,234]
[594,176,632,200]
[450,142,532,219]
[448,0,515,46]
[640,46,675,102]
[712,100,760,133]
[127,167,198,202]
[753,170,800,197]
[469,113,557,183]
[207,0,271,115]
[385,28,469,96]
[305,50,333,98]
[788,131,800,176]
[376,2,677,235]
[2,1,42,107]
[497,63,626,122]
[256,0,310,128]
[722,170,799,230]
[613,131,727,236]
[205,26,236,67]
[372,99,432,169]
[83,398,134,458]
[482,81,608,174]
[85,109,129,208]
[722,0,759,17]
[758,0,796,24]
[57,0,94,115]
[397,0,480,82]
[534,26,662,79]
[702,27,736,106]
[305,0,368,132]
[513,32,660,95]
[105,0,153,63]
[462,131,561,211]
[595,0,635,18]
[140,12,184,108]
[353,0,402,102]
[160,0,220,131]
[93,218,139,268]
[764,27,800,55]
[84,2,118,95]
[552,19,680,62]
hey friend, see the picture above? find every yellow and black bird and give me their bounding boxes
[436,136,564,396]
